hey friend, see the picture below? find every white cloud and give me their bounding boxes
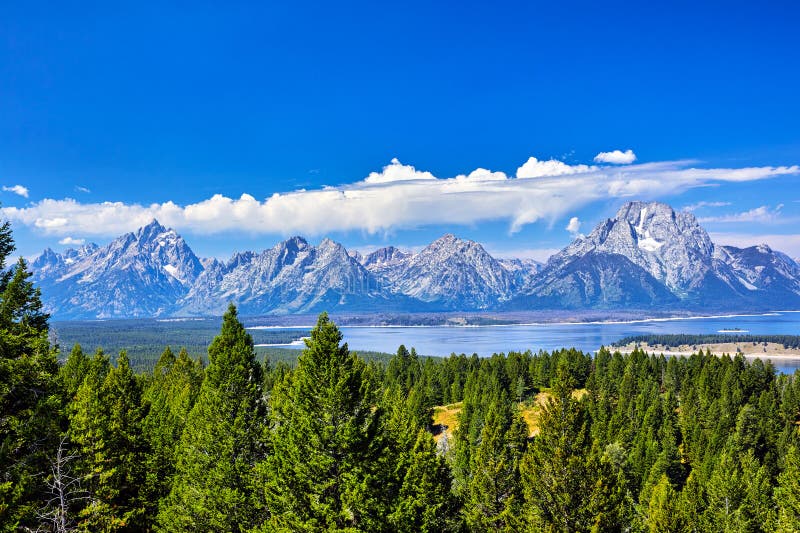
[3,185,29,198]
[1,158,798,238]
[75,186,91,193]
[363,158,436,184]
[58,236,85,246]
[566,216,581,234]
[594,149,637,164]
[516,157,593,178]
[683,200,731,211]
[699,204,783,223]
[454,168,509,182]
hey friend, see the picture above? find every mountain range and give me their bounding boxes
[30,201,800,319]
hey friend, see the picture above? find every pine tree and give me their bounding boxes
[68,351,148,531]
[261,312,386,531]
[140,347,203,521]
[0,221,61,531]
[59,343,91,402]
[464,393,527,531]
[520,369,595,532]
[158,304,266,532]
[388,429,460,533]
[776,446,800,533]
[643,474,684,533]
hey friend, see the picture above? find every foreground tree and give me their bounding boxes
[159,304,266,532]
[0,220,61,532]
[68,351,148,531]
[464,393,527,531]
[261,312,387,530]
[140,347,203,517]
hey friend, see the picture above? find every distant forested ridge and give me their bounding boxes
[4,222,800,531]
[49,318,309,372]
[616,333,800,349]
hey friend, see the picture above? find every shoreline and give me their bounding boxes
[244,309,800,330]
[614,348,800,361]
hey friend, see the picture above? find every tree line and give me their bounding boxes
[3,218,800,531]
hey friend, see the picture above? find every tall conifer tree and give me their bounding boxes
[159,304,266,532]
[261,312,385,531]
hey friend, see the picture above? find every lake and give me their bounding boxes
[288,311,800,374]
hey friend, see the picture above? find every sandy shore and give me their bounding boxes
[614,342,800,361]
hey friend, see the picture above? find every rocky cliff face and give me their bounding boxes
[510,201,800,309]
[32,220,203,318]
[177,236,401,316]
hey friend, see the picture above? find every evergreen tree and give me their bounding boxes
[388,429,460,533]
[643,474,684,533]
[159,304,266,532]
[68,351,148,531]
[520,370,596,532]
[0,221,61,532]
[140,347,203,522]
[776,446,800,533]
[464,392,527,531]
[59,343,91,401]
[261,312,386,531]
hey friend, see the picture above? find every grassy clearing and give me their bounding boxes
[432,388,588,439]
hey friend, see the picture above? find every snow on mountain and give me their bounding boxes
[32,220,204,319]
[521,201,800,309]
[497,258,543,288]
[551,201,724,296]
[359,246,413,283]
[510,251,679,309]
[717,244,800,305]
[178,236,404,316]
[28,204,800,318]
[381,234,516,310]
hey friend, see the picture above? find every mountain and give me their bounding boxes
[510,202,800,309]
[28,203,800,319]
[717,244,800,307]
[361,235,517,310]
[177,236,407,316]
[512,251,679,309]
[497,258,543,288]
[33,220,204,319]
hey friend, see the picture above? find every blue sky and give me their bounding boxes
[2,1,799,260]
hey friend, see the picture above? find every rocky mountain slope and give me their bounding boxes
[29,202,800,318]
[508,202,800,309]
[31,220,203,319]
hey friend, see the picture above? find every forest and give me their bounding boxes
[4,217,800,532]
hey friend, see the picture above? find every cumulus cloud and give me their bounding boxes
[594,149,637,164]
[3,185,29,198]
[516,157,593,178]
[58,236,86,246]
[363,158,436,184]
[699,204,783,223]
[566,216,581,234]
[1,158,798,238]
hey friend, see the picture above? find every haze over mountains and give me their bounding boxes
[31,201,800,319]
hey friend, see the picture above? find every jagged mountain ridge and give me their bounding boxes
[31,220,204,319]
[508,201,800,309]
[30,202,800,318]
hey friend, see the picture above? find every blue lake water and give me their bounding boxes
[321,312,800,374]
